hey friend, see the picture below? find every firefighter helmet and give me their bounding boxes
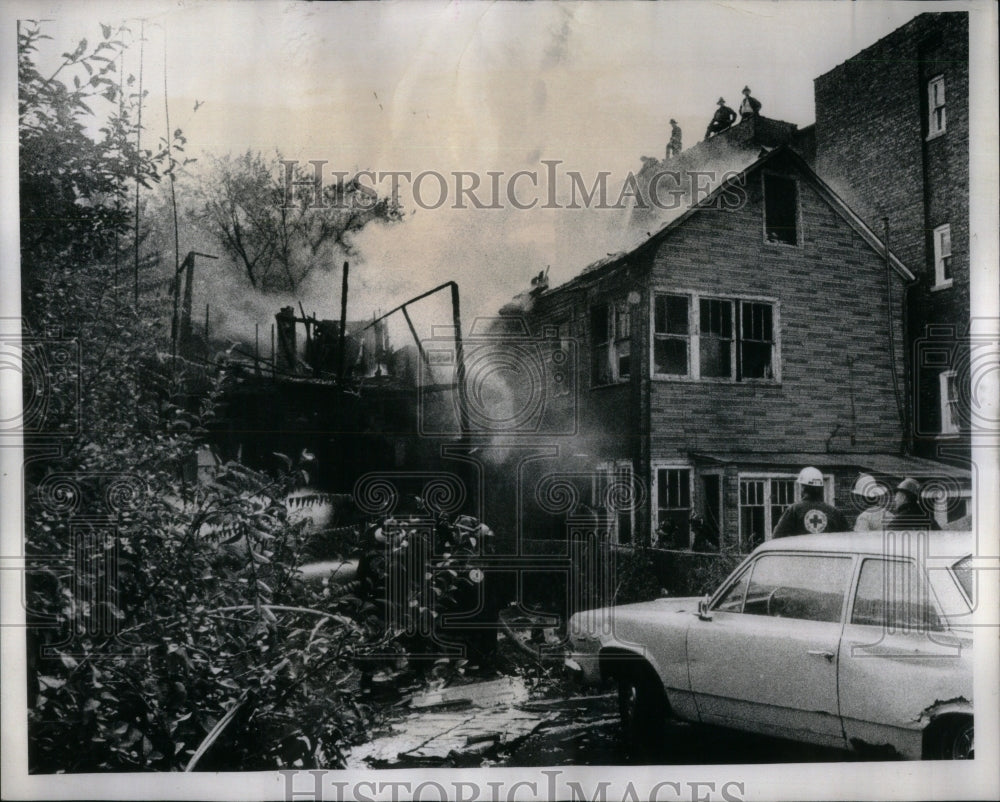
[797,466,825,487]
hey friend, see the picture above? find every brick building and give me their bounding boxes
[814,12,970,466]
[506,145,969,551]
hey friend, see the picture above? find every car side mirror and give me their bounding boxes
[697,595,713,621]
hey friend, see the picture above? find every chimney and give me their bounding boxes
[275,307,297,371]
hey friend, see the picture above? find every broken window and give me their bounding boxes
[763,174,799,245]
[927,75,946,137]
[653,293,777,382]
[699,298,733,378]
[653,293,689,376]
[939,369,960,435]
[590,301,630,385]
[738,301,775,379]
[656,467,691,548]
[933,223,952,288]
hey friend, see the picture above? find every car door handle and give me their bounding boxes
[807,650,835,661]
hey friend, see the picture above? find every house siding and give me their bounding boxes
[523,150,908,546]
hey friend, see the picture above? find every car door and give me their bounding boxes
[687,552,853,748]
[839,557,973,758]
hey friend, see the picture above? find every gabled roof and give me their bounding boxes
[549,144,914,293]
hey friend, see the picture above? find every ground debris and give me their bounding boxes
[345,674,578,767]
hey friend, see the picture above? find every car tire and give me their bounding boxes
[617,664,666,762]
[932,717,974,760]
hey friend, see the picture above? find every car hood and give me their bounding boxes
[613,595,702,616]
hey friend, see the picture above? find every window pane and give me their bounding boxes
[655,295,688,335]
[654,337,687,375]
[740,340,772,379]
[616,340,631,379]
[700,299,732,337]
[744,554,852,622]
[700,337,732,377]
[739,479,766,551]
[764,175,799,245]
[657,469,691,548]
[852,559,943,631]
[770,479,795,535]
[952,556,974,601]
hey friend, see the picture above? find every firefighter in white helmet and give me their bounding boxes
[852,473,894,531]
[773,466,849,537]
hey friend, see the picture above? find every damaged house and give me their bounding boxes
[509,143,969,551]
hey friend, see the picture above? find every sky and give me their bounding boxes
[3,0,970,343]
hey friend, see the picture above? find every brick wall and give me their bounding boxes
[814,12,970,462]
[642,163,907,459]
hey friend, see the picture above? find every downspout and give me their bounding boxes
[882,218,908,456]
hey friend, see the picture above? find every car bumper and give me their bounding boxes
[565,642,602,686]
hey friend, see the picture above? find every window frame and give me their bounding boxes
[762,172,802,248]
[590,299,631,387]
[650,289,781,384]
[931,223,953,290]
[939,369,960,436]
[594,460,636,546]
[927,74,946,139]
[850,557,947,633]
[713,552,854,624]
[652,462,693,549]
[698,296,735,379]
[652,292,692,379]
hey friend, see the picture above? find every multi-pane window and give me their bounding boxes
[653,294,690,376]
[927,75,946,137]
[739,476,797,552]
[939,370,960,435]
[656,467,691,549]
[590,301,630,385]
[763,174,799,245]
[933,224,952,288]
[653,293,777,382]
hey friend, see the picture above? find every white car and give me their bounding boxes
[567,531,975,761]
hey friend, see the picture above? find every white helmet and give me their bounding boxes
[852,473,887,497]
[797,466,825,487]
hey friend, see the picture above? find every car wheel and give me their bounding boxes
[943,719,974,760]
[617,665,666,762]
[928,717,974,759]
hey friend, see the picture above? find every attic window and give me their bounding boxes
[763,174,799,246]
